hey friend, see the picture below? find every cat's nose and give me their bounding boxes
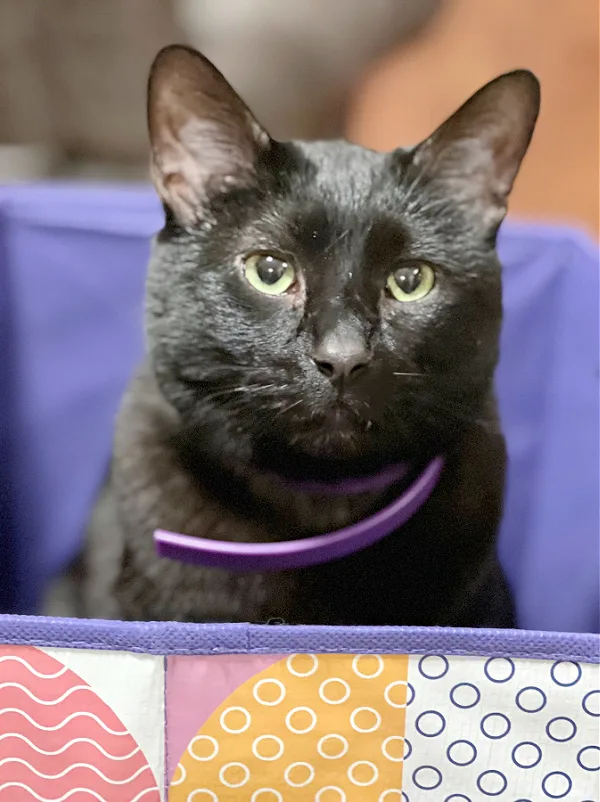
[311,330,372,383]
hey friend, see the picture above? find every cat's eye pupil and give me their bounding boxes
[394,266,422,294]
[256,255,287,285]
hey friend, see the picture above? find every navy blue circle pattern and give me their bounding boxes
[419,654,450,680]
[477,770,508,796]
[447,740,477,767]
[403,654,599,800]
[546,716,577,743]
[484,657,516,683]
[412,765,443,790]
[450,682,480,709]
[582,689,599,717]
[415,710,446,738]
[577,746,600,772]
[551,660,583,687]
[542,771,572,798]
[480,712,511,739]
[516,685,547,713]
[512,741,543,769]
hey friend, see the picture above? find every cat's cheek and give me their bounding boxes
[378,306,430,355]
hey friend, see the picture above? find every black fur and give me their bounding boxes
[83,46,540,626]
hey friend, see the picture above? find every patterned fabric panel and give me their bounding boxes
[0,644,164,801]
[402,655,599,800]
[167,654,409,801]
[0,642,598,800]
[165,653,600,801]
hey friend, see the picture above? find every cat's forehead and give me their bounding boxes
[280,140,477,268]
[292,139,391,203]
[277,140,410,253]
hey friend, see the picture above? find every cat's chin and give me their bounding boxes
[255,419,392,482]
[291,432,365,461]
[288,405,371,458]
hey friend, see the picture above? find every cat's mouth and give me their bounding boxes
[269,400,377,464]
[320,400,367,428]
[251,395,416,487]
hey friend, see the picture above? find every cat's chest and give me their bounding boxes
[110,368,506,626]
[112,469,386,623]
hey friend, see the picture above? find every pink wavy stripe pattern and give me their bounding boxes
[0,646,161,801]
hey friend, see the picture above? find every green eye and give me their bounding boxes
[243,253,296,295]
[387,263,435,302]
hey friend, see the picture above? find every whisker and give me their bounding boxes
[392,371,426,377]
[180,365,276,382]
[222,366,275,373]
[202,383,277,404]
[273,399,303,420]
[410,197,454,216]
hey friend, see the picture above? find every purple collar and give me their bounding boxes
[154,456,444,572]
[277,461,410,496]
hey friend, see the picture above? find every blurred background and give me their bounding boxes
[0,0,597,237]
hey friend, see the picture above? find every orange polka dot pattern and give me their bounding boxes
[169,653,409,801]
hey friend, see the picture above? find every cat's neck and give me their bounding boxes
[239,463,394,535]
[115,364,497,550]
[114,365,411,542]
[176,414,400,536]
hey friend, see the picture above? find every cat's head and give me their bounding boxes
[145,45,539,478]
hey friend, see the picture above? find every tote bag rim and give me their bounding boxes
[0,615,598,663]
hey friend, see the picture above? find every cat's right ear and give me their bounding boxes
[408,70,540,231]
[147,45,272,226]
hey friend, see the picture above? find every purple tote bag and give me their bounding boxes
[0,184,598,632]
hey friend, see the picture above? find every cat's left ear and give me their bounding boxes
[410,70,540,228]
[147,45,272,226]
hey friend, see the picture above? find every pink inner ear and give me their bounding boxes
[147,47,272,225]
[409,71,539,216]
[150,157,198,226]
[150,115,265,225]
[163,172,193,210]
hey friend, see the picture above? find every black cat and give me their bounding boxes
[83,45,539,626]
